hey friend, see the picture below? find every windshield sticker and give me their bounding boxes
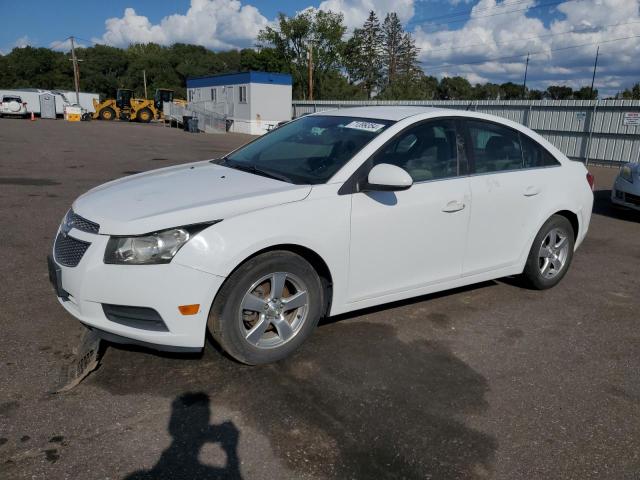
[344,121,386,132]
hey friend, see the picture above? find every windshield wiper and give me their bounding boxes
[220,159,293,184]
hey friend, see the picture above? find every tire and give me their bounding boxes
[99,107,115,121]
[136,108,153,123]
[522,214,575,290]
[208,251,324,365]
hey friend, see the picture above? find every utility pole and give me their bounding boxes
[522,52,530,100]
[69,36,80,105]
[307,42,313,101]
[143,70,148,99]
[590,45,599,100]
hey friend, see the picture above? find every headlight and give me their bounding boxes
[620,165,634,183]
[104,223,218,265]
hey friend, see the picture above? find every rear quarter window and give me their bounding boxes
[520,134,560,167]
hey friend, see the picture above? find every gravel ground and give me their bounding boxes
[0,118,638,480]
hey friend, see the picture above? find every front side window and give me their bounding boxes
[224,115,394,184]
[372,120,459,182]
[239,86,247,103]
[467,120,523,173]
[211,88,217,102]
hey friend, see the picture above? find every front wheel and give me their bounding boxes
[99,107,115,121]
[208,251,324,365]
[136,108,153,123]
[522,215,575,290]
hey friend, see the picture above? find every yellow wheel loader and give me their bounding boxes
[93,89,161,123]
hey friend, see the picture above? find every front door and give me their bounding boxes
[348,119,471,302]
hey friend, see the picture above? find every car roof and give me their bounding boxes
[316,106,448,121]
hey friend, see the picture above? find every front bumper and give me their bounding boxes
[49,227,225,350]
[611,178,640,211]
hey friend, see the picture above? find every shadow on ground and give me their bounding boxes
[124,392,242,480]
[93,321,497,479]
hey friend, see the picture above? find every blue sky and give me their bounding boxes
[2,0,639,95]
[0,0,563,51]
[1,1,302,48]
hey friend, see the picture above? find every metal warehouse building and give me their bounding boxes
[186,71,292,135]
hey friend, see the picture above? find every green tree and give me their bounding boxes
[381,12,403,87]
[77,45,129,98]
[472,82,500,100]
[2,46,70,90]
[527,89,544,100]
[437,76,472,99]
[345,11,383,99]
[545,85,573,100]
[621,83,640,99]
[573,86,598,100]
[500,82,523,100]
[240,48,289,73]
[257,9,346,100]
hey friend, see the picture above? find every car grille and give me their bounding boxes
[54,233,91,267]
[625,192,640,206]
[69,211,100,234]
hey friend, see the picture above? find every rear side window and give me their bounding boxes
[520,134,560,167]
[372,119,459,182]
[467,120,522,173]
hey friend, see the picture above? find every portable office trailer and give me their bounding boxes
[186,72,292,135]
[0,89,99,115]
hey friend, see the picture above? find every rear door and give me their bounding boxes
[347,119,471,301]
[462,119,560,275]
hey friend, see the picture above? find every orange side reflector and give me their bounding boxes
[178,304,200,315]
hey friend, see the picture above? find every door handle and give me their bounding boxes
[442,200,465,213]
[524,186,541,197]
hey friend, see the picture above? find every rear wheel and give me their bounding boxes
[136,108,153,123]
[208,251,324,365]
[99,107,115,121]
[522,215,575,290]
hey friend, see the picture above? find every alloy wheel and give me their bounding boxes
[238,272,309,349]
[538,227,570,279]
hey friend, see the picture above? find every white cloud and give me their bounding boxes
[50,38,87,51]
[1,35,33,54]
[318,0,415,30]
[413,0,640,95]
[93,0,269,50]
[13,36,32,48]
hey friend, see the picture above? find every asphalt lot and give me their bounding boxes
[0,118,639,480]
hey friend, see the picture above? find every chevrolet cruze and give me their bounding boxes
[48,107,594,364]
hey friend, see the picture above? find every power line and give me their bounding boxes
[420,34,640,72]
[411,0,544,24]
[422,19,640,55]
[406,0,573,30]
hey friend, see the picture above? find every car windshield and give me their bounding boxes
[3,97,21,103]
[222,115,394,184]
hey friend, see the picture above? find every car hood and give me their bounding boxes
[73,161,311,235]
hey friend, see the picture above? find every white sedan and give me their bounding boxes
[48,107,594,364]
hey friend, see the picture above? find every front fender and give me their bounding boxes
[174,185,351,314]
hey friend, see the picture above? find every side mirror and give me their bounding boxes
[361,163,413,192]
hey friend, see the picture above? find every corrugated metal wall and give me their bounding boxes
[292,100,640,165]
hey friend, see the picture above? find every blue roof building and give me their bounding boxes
[186,71,292,135]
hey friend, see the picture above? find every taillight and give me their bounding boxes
[586,172,595,191]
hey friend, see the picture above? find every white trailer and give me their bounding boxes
[186,71,292,135]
